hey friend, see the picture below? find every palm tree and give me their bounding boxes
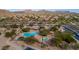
[39,29,49,48]
[18,37,38,45]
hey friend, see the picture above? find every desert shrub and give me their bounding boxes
[22,28,30,32]
[39,29,49,36]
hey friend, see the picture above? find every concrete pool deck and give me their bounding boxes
[14,29,56,50]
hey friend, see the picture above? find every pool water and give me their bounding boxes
[22,32,38,37]
[43,37,48,41]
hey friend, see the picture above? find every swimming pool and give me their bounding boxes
[22,32,38,37]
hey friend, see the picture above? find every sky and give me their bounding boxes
[8,9,79,13]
